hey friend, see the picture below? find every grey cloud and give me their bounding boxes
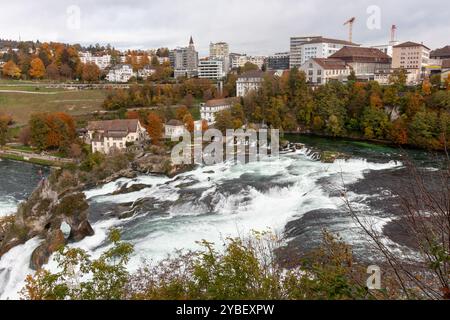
[1,0,448,55]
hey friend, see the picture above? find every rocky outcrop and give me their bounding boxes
[30,229,66,270]
[133,153,194,177]
[0,178,94,270]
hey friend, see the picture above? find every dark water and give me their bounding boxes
[286,134,447,168]
[0,159,49,216]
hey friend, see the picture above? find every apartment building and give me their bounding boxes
[300,58,351,84]
[230,54,266,69]
[268,52,290,70]
[210,42,230,59]
[169,36,199,78]
[198,58,226,80]
[392,41,431,84]
[290,36,359,68]
[236,70,266,97]
[79,52,111,70]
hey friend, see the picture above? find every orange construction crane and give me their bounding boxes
[344,17,356,43]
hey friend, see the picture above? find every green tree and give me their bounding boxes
[21,229,133,300]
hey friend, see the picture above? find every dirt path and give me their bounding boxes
[0,90,58,95]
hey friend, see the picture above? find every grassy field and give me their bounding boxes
[0,89,108,125]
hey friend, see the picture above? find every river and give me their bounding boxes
[0,137,443,299]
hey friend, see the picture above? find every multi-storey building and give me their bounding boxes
[430,46,450,60]
[79,52,111,70]
[87,119,147,154]
[290,36,359,68]
[230,54,266,70]
[300,58,351,84]
[392,41,431,84]
[236,70,266,97]
[210,42,230,59]
[198,58,226,80]
[200,98,239,125]
[106,64,136,83]
[329,46,391,81]
[268,52,290,70]
[169,36,199,78]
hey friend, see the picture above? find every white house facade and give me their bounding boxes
[300,58,351,84]
[106,64,136,83]
[79,52,112,70]
[236,70,265,97]
[87,119,147,154]
[200,98,239,125]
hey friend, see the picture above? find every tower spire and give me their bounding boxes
[189,36,194,45]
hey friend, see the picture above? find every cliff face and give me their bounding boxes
[0,178,94,270]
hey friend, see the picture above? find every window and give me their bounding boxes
[317,70,322,75]
[308,70,313,76]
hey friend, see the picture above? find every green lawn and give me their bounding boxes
[0,89,108,125]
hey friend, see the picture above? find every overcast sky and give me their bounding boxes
[1,0,448,55]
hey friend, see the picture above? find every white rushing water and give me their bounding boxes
[0,150,403,299]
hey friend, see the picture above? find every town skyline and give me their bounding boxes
[1,0,449,55]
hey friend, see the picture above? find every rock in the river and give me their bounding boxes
[112,183,149,195]
[30,229,66,270]
[0,178,94,270]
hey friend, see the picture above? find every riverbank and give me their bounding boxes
[0,149,75,168]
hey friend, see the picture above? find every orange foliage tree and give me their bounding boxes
[81,62,100,82]
[147,112,164,145]
[29,58,46,79]
[2,61,21,78]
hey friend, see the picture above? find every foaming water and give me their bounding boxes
[0,151,403,299]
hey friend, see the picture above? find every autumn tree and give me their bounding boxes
[29,113,76,153]
[2,60,21,78]
[176,106,191,122]
[45,63,60,80]
[183,113,195,133]
[147,112,164,145]
[29,58,46,79]
[81,62,100,82]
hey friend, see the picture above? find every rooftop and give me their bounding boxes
[329,46,391,62]
[431,45,450,58]
[311,58,348,70]
[205,97,239,108]
[166,119,184,126]
[88,119,140,133]
[394,41,431,50]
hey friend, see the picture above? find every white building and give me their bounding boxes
[300,58,351,84]
[106,64,136,83]
[210,42,230,59]
[165,119,186,139]
[198,59,226,80]
[87,119,147,154]
[231,54,266,69]
[79,52,111,70]
[290,36,359,68]
[392,41,431,84]
[137,65,156,79]
[236,70,265,97]
[169,37,199,78]
[201,98,239,125]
